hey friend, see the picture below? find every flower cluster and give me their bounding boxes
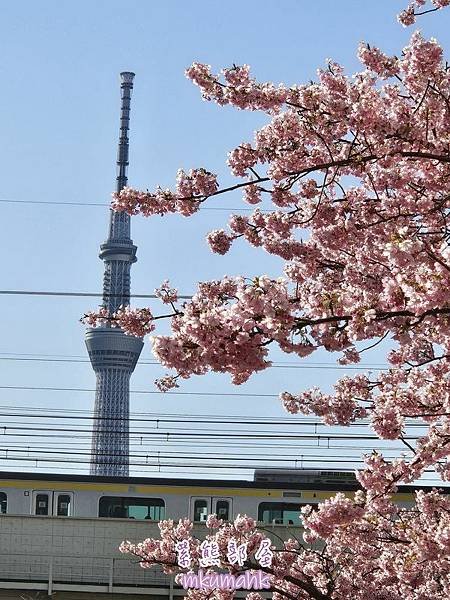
[101,22,450,485]
[398,0,450,26]
[82,306,155,337]
[185,63,288,113]
[87,4,450,596]
[111,168,218,218]
[120,495,450,600]
[155,280,178,305]
[149,276,293,385]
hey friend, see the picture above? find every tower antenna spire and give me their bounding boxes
[116,71,135,194]
[86,72,144,477]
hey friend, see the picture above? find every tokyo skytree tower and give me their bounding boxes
[86,72,143,476]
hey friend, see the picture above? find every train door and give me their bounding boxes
[31,491,74,516]
[190,496,233,522]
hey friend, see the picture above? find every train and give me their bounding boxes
[0,469,445,525]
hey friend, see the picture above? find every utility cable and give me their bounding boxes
[0,197,262,213]
[0,355,386,371]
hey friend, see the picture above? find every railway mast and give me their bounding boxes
[85,72,143,477]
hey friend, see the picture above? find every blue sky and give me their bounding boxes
[0,1,448,478]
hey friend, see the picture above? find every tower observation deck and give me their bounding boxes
[85,72,143,476]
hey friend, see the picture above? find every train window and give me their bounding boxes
[56,494,72,517]
[98,496,165,520]
[258,502,304,525]
[216,500,230,520]
[0,492,6,514]
[35,493,50,516]
[193,499,208,522]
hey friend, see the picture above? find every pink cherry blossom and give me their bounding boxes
[206,230,233,254]
[99,7,450,488]
[84,4,450,595]
[82,306,155,337]
[155,280,179,305]
[398,1,450,28]
[121,491,450,600]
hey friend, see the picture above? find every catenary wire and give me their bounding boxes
[0,355,387,371]
[0,434,407,452]
[0,437,414,462]
[0,463,438,480]
[0,350,389,367]
[0,198,263,213]
[0,453,424,468]
[0,455,442,475]
[0,419,387,435]
[0,464,256,477]
[0,440,410,453]
[0,289,192,299]
[0,351,389,370]
[0,425,424,439]
[0,447,406,462]
[0,408,432,429]
[0,400,373,421]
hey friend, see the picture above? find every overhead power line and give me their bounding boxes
[0,462,438,480]
[0,384,279,397]
[0,351,388,366]
[0,431,404,450]
[0,400,286,415]
[0,464,257,477]
[0,431,416,451]
[0,453,420,469]
[0,198,261,213]
[0,453,442,477]
[0,446,389,462]
[0,410,340,426]
[0,419,347,435]
[0,289,192,299]
[0,437,405,450]
[0,424,421,440]
[0,405,431,429]
[0,356,386,372]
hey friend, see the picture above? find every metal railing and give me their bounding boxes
[0,553,170,594]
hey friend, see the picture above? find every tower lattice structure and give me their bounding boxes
[86,72,143,477]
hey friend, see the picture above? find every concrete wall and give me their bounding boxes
[0,515,303,594]
[0,515,166,586]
